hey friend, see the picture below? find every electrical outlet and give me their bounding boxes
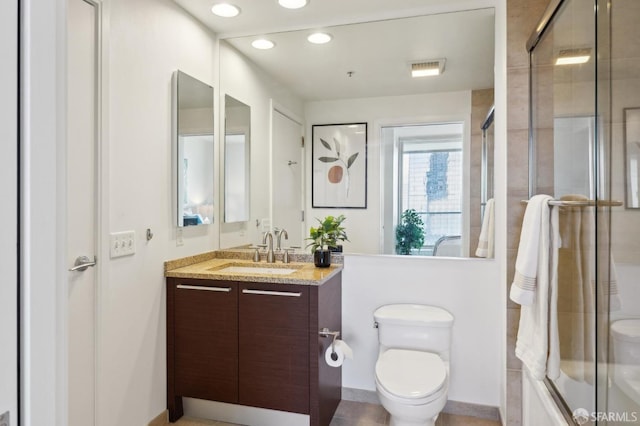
[0,411,10,426]
[110,231,136,258]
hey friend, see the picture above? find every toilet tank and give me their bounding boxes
[374,304,454,359]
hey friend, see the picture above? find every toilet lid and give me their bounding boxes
[612,319,640,343]
[375,349,447,400]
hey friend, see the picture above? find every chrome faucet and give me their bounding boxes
[275,228,288,251]
[262,231,276,263]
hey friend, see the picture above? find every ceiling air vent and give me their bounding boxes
[410,59,446,77]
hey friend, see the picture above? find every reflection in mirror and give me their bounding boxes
[224,95,251,223]
[481,106,495,219]
[381,122,464,256]
[220,8,495,257]
[553,116,602,198]
[174,70,214,227]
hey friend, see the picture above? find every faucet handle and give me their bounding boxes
[251,246,261,262]
[283,248,294,264]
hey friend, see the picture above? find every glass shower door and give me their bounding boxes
[528,0,617,420]
[606,0,640,423]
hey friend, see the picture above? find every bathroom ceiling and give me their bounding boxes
[175,0,495,100]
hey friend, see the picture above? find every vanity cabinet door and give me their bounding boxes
[239,283,310,414]
[172,279,238,403]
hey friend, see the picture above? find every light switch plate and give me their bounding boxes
[110,231,136,258]
[176,228,184,246]
[0,411,10,426]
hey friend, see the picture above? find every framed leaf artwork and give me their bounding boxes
[312,123,367,208]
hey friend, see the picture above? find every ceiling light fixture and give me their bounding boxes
[555,48,591,65]
[251,39,275,50]
[307,32,332,44]
[278,0,308,9]
[410,59,446,78]
[211,3,240,17]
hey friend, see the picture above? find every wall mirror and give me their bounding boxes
[218,7,495,258]
[173,70,214,227]
[223,94,251,222]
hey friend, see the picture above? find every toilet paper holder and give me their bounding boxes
[319,328,340,357]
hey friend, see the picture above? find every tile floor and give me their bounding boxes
[169,400,501,426]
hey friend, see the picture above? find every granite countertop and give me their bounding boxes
[164,249,343,286]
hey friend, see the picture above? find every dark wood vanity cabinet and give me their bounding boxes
[167,279,239,419]
[166,272,342,426]
[239,282,310,414]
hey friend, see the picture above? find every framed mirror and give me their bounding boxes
[173,70,214,227]
[223,95,251,222]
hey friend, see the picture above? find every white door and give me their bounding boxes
[0,0,18,422]
[67,0,98,425]
[272,108,304,248]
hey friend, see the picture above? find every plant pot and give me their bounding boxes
[314,250,331,268]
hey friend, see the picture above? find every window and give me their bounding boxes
[392,123,464,255]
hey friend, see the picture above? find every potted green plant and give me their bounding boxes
[306,214,348,267]
[395,209,425,255]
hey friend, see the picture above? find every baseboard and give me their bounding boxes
[341,387,501,421]
[148,410,167,426]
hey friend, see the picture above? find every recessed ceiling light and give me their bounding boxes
[252,39,275,50]
[555,48,591,65]
[410,60,446,78]
[307,32,332,44]
[211,3,240,18]
[278,0,308,9]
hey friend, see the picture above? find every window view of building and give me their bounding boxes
[396,123,464,254]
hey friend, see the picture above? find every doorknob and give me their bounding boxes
[69,255,97,272]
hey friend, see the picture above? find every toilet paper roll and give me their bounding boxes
[324,340,353,367]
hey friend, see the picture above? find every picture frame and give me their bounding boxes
[312,123,367,209]
[624,107,640,209]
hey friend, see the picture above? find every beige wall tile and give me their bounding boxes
[506,369,523,426]
[507,307,522,370]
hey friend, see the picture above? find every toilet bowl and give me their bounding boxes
[373,304,454,426]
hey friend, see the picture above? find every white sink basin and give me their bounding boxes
[215,265,299,275]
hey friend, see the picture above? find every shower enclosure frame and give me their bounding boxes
[526,0,617,423]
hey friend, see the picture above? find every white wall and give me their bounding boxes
[21,0,67,423]
[0,0,17,422]
[342,254,502,407]
[219,41,303,249]
[100,0,218,424]
[304,91,472,254]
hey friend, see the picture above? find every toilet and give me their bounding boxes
[610,319,640,403]
[373,304,454,426]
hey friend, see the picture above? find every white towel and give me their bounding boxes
[475,198,495,258]
[510,195,553,305]
[547,206,561,380]
[511,194,561,380]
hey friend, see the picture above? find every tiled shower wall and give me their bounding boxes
[505,0,549,424]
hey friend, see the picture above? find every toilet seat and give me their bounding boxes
[375,349,447,404]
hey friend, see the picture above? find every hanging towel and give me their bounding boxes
[510,195,553,306]
[475,198,495,258]
[511,194,561,380]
